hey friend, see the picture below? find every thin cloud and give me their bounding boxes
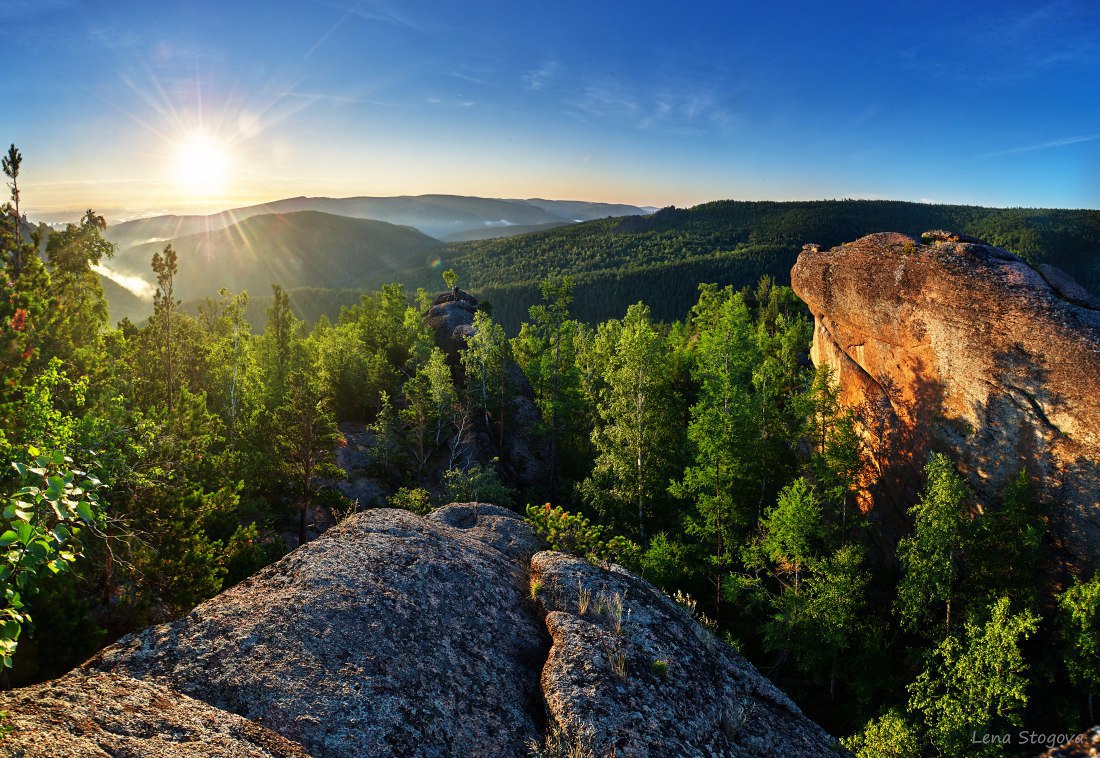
[571,76,737,136]
[984,133,1100,157]
[309,0,427,34]
[523,61,561,91]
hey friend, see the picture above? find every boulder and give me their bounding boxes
[0,670,307,757]
[531,552,842,757]
[3,506,839,757]
[87,507,549,757]
[791,232,1100,567]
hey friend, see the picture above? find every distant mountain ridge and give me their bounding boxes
[102,194,654,249]
[95,198,1100,333]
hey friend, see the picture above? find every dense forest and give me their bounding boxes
[95,197,1100,334]
[3,146,1099,756]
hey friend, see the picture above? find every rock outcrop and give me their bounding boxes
[424,289,549,490]
[531,552,839,756]
[424,288,479,361]
[791,232,1100,566]
[0,670,307,757]
[2,506,839,756]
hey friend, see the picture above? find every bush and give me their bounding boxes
[525,503,640,568]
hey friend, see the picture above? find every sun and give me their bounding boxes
[172,131,232,198]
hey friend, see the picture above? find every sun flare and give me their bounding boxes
[172,131,232,198]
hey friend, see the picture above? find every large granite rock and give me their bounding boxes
[791,232,1100,566]
[424,288,478,361]
[87,507,549,757]
[0,670,307,757]
[531,552,842,757]
[4,506,838,756]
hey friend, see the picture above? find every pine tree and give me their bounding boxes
[895,453,971,636]
[275,371,344,545]
[581,302,679,541]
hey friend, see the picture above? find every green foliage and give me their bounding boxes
[442,462,515,507]
[1,449,101,668]
[1058,574,1100,711]
[525,504,640,567]
[579,302,682,540]
[639,532,689,590]
[274,370,345,544]
[895,453,971,636]
[388,487,432,516]
[842,709,921,758]
[907,597,1039,756]
[746,478,824,591]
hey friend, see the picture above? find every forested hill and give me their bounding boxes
[97,198,1100,333]
[443,199,1100,330]
[114,211,442,306]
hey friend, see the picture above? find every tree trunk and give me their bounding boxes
[298,496,309,546]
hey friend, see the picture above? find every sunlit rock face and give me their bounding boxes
[792,232,1100,568]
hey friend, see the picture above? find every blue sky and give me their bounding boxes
[3,0,1099,218]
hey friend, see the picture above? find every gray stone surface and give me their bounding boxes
[531,551,843,757]
[7,506,839,757]
[87,508,549,757]
[0,670,308,757]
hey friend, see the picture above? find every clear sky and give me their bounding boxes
[3,0,1100,220]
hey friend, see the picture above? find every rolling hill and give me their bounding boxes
[105,211,442,322]
[96,198,1100,333]
[103,195,653,251]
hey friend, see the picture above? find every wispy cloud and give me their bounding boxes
[523,61,560,91]
[570,76,737,135]
[309,0,427,34]
[983,133,1100,157]
[426,97,475,109]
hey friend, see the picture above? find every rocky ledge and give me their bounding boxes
[0,505,839,756]
[791,232,1100,567]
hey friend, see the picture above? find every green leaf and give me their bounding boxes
[10,462,26,477]
[75,501,95,523]
[14,522,33,546]
[26,445,39,459]
[0,532,14,547]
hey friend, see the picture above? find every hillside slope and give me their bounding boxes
[114,210,441,304]
[443,199,1100,329]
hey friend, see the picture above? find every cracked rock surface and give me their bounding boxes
[791,232,1100,567]
[4,507,838,756]
[531,552,841,757]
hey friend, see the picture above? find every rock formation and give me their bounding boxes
[1,505,839,757]
[0,671,308,757]
[424,288,548,490]
[791,232,1100,566]
[424,288,479,362]
[531,552,838,756]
